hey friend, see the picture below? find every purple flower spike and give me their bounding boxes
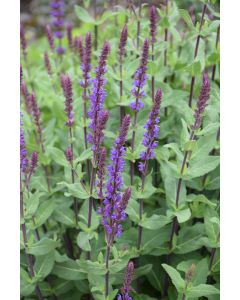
[21,81,31,115]
[20,116,28,173]
[96,147,107,200]
[50,0,65,55]
[30,92,42,135]
[20,24,27,57]
[45,25,55,51]
[44,52,52,75]
[192,73,211,130]
[79,32,92,88]
[88,41,110,160]
[118,24,128,60]
[100,115,131,240]
[149,5,157,44]
[30,152,38,174]
[61,74,74,127]
[76,36,85,64]
[65,146,73,163]
[66,23,73,49]
[130,39,149,111]
[138,88,162,174]
[119,261,134,300]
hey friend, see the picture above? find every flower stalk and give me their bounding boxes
[188,3,207,107]
[169,73,210,250]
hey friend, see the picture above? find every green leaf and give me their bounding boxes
[52,259,86,280]
[174,208,191,223]
[58,182,90,199]
[77,231,93,251]
[74,148,92,164]
[139,214,171,230]
[74,5,95,23]
[47,146,69,167]
[20,268,35,296]
[179,9,194,29]
[24,192,41,219]
[28,238,59,256]
[34,251,55,279]
[53,206,76,227]
[162,264,185,292]
[32,199,55,228]
[186,284,220,297]
[186,156,220,179]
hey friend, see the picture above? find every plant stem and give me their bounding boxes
[169,130,195,250]
[164,0,169,117]
[104,244,111,298]
[120,59,125,124]
[20,180,44,300]
[212,26,220,81]
[94,0,98,51]
[86,165,96,259]
[69,127,78,225]
[136,0,142,50]
[188,4,207,108]
[182,293,186,300]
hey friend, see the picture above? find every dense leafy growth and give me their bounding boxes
[20,0,220,299]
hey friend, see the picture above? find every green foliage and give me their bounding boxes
[20,0,220,299]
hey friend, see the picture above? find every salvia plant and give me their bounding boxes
[20,0,220,299]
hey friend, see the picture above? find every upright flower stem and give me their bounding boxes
[188,4,207,107]
[104,243,111,298]
[83,86,91,180]
[69,127,78,225]
[136,0,142,50]
[212,26,220,81]
[137,170,147,250]
[130,110,138,185]
[169,130,195,250]
[20,180,44,300]
[94,0,98,50]
[164,0,169,117]
[119,63,125,124]
[118,24,128,124]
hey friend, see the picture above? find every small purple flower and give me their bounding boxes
[61,74,74,127]
[44,51,52,75]
[21,81,31,115]
[65,146,73,163]
[45,25,55,51]
[130,39,149,111]
[96,147,107,200]
[149,5,157,44]
[100,115,131,240]
[30,152,38,174]
[119,261,134,300]
[76,36,85,64]
[50,0,65,55]
[79,32,92,88]
[88,41,110,160]
[20,116,28,173]
[118,24,128,61]
[30,92,42,135]
[192,73,211,130]
[138,88,162,174]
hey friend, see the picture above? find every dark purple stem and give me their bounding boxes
[164,0,169,116]
[105,244,111,297]
[188,4,207,107]
[136,0,142,50]
[169,130,195,250]
[69,127,78,225]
